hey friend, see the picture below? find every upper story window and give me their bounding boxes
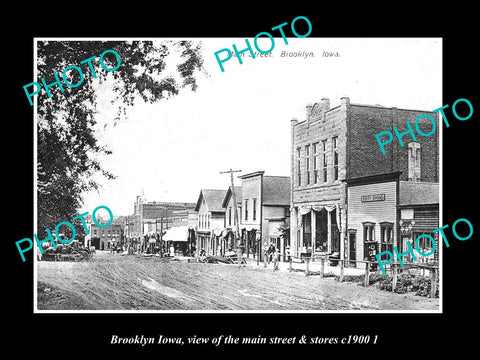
[313,142,319,184]
[253,198,257,221]
[332,136,339,181]
[296,147,301,186]
[245,199,249,221]
[363,222,375,242]
[322,140,328,182]
[305,145,310,185]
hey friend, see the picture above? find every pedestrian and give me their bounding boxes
[267,243,275,264]
[285,245,291,262]
[273,248,280,271]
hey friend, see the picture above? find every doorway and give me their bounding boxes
[348,230,357,266]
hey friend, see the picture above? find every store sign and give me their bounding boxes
[361,194,385,203]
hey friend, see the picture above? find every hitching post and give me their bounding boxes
[320,255,325,277]
[339,259,344,282]
[364,261,370,287]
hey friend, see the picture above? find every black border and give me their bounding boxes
[7,6,478,356]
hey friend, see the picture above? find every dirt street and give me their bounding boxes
[36,254,439,311]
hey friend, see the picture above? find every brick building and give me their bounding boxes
[126,193,196,252]
[290,97,439,264]
[90,223,123,251]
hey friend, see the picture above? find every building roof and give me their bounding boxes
[263,176,290,206]
[238,170,265,179]
[398,181,439,206]
[222,186,242,208]
[139,202,195,220]
[195,189,227,212]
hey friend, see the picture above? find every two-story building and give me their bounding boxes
[90,223,123,251]
[127,193,196,252]
[237,171,290,261]
[290,97,439,266]
[194,189,227,256]
[222,186,243,251]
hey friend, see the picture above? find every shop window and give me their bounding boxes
[363,222,377,262]
[348,229,357,266]
[380,222,394,254]
[314,210,328,252]
[414,232,436,262]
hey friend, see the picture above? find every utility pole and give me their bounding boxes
[220,169,242,266]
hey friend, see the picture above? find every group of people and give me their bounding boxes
[197,243,291,271]
[265,243,290,271]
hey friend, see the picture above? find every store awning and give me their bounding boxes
[240,225,259,231]
[163,226,189,242]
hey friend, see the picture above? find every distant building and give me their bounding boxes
[90,223,123,251]
[127,193,195,234]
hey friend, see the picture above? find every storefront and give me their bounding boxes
[397,181,440,264]
[294,203,343,260]
[196,230,211,255]
[345,172,439,268]
[345,172,400,268]
[240,225,259,259]
[163,226,189,256]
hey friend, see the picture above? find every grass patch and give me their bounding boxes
[335,272,438,298]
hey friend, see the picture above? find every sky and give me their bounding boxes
[74,37,442,216]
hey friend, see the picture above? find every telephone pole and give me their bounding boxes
[220,169,242,266]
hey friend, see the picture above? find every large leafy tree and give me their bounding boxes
[36,40,205,232]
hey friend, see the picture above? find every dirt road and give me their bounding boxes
[36,255,439,311]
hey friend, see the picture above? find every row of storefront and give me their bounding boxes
[118,97,440,268]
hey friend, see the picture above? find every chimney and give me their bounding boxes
[306,104,313,118]
[320,97,330,111]
[340,96,350,106]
